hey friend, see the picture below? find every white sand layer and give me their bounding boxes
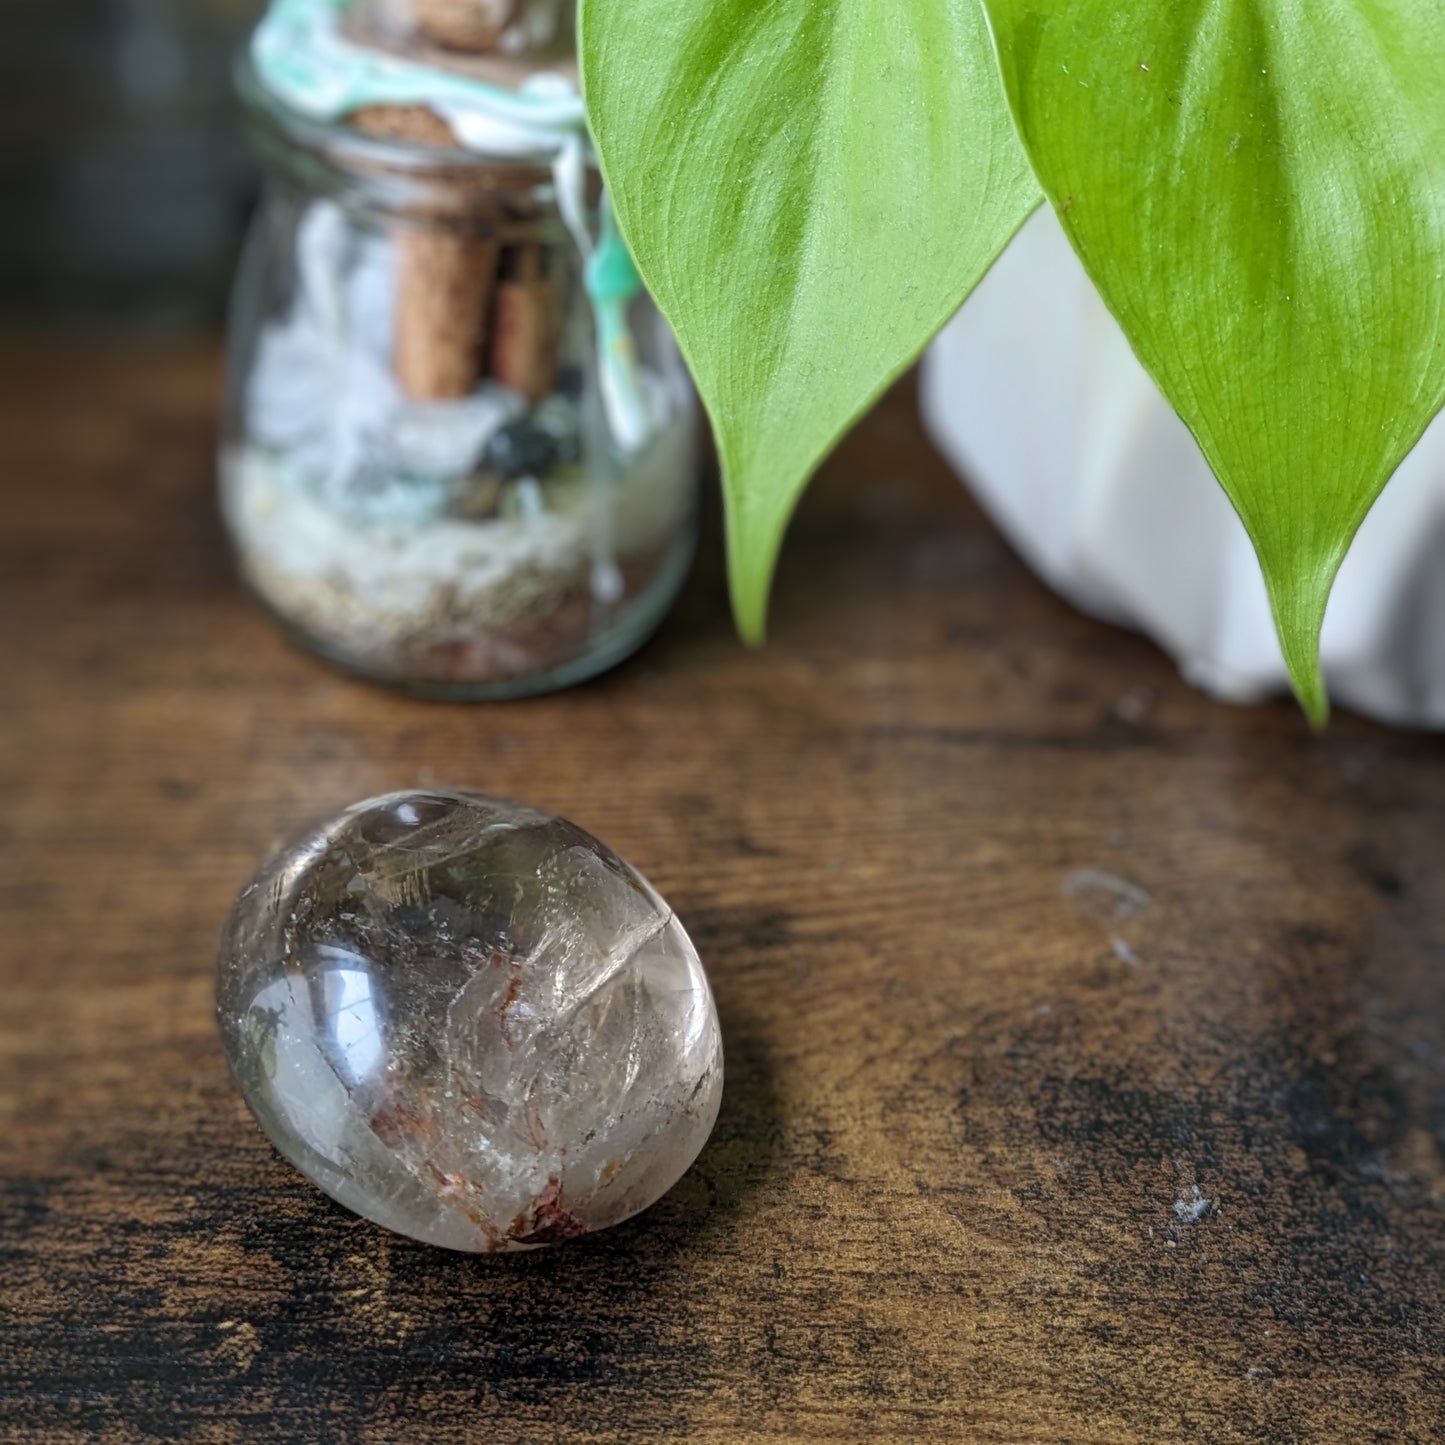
[221,420,695,680]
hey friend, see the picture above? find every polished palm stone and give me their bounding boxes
[217,790,723,1251]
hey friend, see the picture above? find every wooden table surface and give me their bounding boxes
[2,344,1442,1442]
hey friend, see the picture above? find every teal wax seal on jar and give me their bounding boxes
[217,791,723,1251]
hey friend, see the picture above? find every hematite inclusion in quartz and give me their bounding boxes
[216,791,722,1251]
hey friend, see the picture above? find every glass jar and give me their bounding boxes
[220,58,699,698]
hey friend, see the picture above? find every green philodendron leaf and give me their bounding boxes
[983,1,1445,724]
[581,0,1040,639]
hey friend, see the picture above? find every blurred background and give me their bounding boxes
[1,0,264,332]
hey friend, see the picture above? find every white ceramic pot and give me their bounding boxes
[921,206,1445,729]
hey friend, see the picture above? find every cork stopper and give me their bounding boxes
[345,102,568,404]
[346,101,459,149]
[346,105,488,401]
[408,0,521,51]
[335,3,579,404]
[346,0,573,62]
[488,245,563,400]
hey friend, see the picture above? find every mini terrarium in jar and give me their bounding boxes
[220,0,698,697]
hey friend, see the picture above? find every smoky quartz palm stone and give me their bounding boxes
[217,791,723,1251]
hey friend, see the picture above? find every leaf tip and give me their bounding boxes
[1294,669,1331,732]
[722,479,790,650]
[1269,579,1332,730]
[726,541,773,648]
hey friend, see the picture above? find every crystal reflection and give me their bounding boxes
[306,944,385,1089]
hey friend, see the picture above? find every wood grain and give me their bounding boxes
[1,343,1442,1442]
